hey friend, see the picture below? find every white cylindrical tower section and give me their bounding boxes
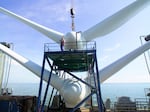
[59,78,88,107]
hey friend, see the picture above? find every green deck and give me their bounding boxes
[45,50,95,72]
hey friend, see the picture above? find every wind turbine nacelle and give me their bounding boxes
[64,31,85,50]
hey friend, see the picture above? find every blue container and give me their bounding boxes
[0,100,19,112]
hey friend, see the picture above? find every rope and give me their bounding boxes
[140,37,150,76]
[4,55,11,88]
[146,50,150,75]
[3,43,13,90]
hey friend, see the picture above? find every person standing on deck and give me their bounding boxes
[60,36,64,51]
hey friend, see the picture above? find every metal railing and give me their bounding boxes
[104,98,150,112]
[44,41,96,52]
[135,98,150,111]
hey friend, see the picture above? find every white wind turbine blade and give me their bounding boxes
[0,43,58,85]
[0,43,69,102]
[100,40,150,83]
[0,7,64,43]
[83,0,150,41]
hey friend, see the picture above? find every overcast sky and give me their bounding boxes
[0,0,150,83]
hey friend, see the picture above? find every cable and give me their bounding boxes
[140,36,150,76]
[3,43,13,90]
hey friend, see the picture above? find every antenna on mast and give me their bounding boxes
[70,0,75,31]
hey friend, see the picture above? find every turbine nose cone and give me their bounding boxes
[65,31,77,42]
[64,31,84,50]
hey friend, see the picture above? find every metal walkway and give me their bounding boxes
[45,50,94,72]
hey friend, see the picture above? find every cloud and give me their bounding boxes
[19,0,71,24]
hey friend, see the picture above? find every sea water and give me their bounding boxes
[6,83,150,104]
